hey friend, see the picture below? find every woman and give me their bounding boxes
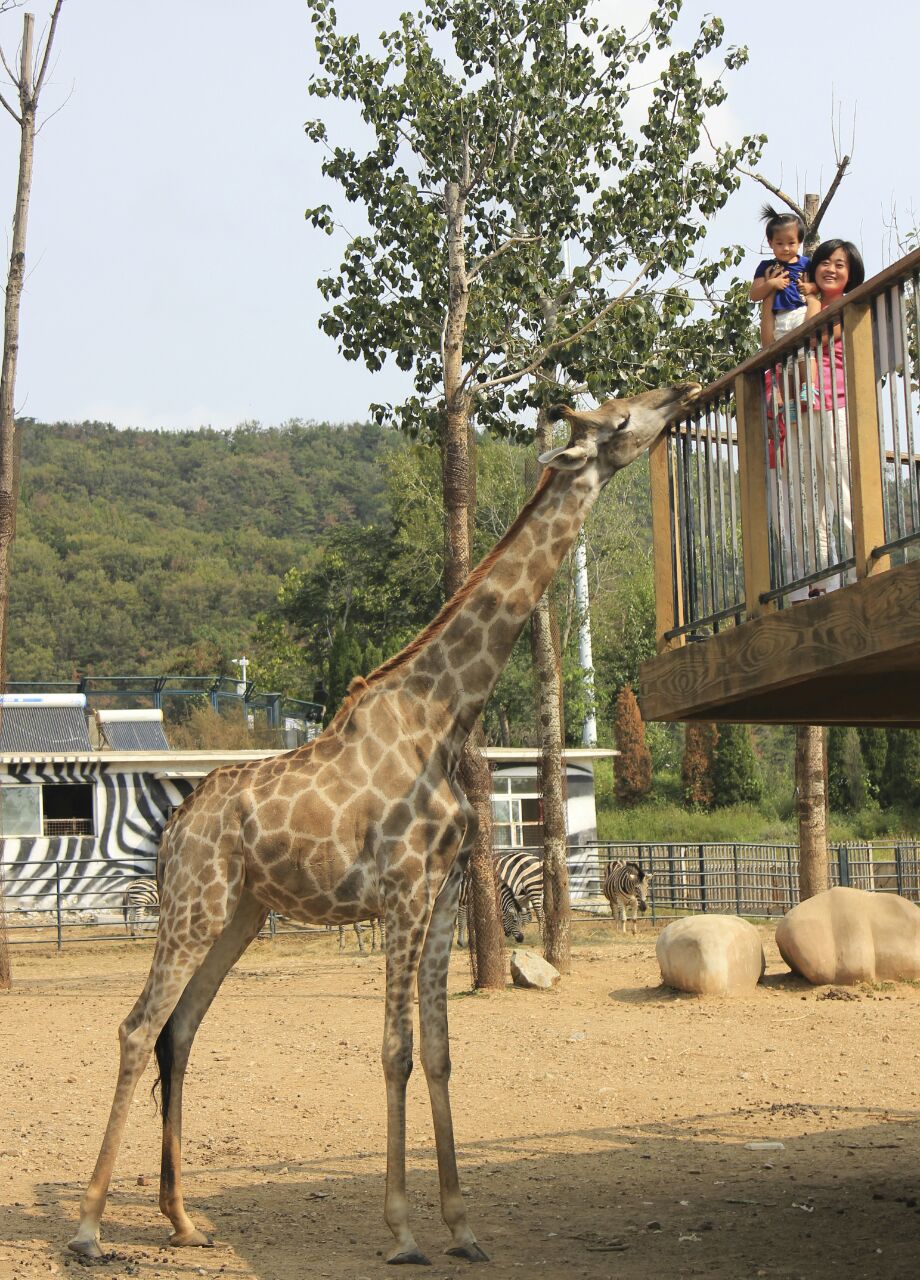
[802,239,866,591]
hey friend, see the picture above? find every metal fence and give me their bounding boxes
[3,841,920,948]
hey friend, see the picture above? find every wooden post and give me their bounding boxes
[844,298,888,578]
[649,432,684,651]
[734,370,774,618]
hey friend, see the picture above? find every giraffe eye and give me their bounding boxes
[616,414,631,431]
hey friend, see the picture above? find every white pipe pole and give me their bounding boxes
[573,532,597,746]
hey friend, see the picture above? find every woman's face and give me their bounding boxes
[814,248,851,298]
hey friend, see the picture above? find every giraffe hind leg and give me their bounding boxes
[68,925,220,1260]
[156,889,268,1247]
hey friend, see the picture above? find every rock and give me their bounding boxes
[776,887,920,986]
[510,950,560,989]
[656,916,765,996]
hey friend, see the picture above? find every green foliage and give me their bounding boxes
[306,0,764,440]
[712,723,762,807]
[882,730,920,808]
[327,624,364,716]
[827,726,869,812]
[858,727,888,802]
[9,418,393,684]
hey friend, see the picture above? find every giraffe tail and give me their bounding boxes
[152,1014,175,1117]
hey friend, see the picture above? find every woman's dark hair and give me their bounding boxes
[761,202,805,242]
[809,239,866,292]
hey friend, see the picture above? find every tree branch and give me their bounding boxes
[467,233,541,283]
[737,165,806,222]
[810,154,850,239]
[0,88,20,123]
[33,0,66,99]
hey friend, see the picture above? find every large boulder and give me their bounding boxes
[656,915,765,995]
[776,886,920,985]
[510,950,560,990]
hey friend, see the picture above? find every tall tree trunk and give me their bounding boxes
[530,414,571,973]
[0,16,37,687]
[443,178,504,988]
[795,724,828,899]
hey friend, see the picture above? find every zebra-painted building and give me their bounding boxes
[0,696,275,916]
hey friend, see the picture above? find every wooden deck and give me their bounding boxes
[640,558,920,726]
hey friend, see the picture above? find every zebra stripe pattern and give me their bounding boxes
[603,860,653,935]
[455,851,543,947]
[122,876,159,936]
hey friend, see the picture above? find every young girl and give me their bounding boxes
[803,239,866,590]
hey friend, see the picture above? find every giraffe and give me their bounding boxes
[67,380,699,1266]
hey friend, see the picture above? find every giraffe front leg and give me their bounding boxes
[417,896,488,1263]
[381,905,431,1265]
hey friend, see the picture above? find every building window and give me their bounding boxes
[42,783,95,837]
[0,786,42,836]
[491,776,542,848]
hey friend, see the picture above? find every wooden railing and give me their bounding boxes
[651,246,920,651]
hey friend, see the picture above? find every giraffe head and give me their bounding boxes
[542,382,701,479]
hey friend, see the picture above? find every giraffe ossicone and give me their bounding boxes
[67,380,699,1266]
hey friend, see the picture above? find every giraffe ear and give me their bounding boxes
[538,443,592,471]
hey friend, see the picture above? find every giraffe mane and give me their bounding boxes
[324,467,557,728]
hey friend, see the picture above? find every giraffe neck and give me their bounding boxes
[383,464,602,767]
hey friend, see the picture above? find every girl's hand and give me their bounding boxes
[765,262,791,291]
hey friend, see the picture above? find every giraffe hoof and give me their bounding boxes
[66,1236,104,1261]
[446,1242,490,1263]
[169,1228,214,1249]
[386,1246,432,1265]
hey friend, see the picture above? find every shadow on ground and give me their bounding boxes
[8,1108,919,1280]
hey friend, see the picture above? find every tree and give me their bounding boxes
[858,727,887,803]
[882,730,920,809]
[306,0,762,984]
[0,2,66,684]
[796,726,828,900]
[614,685,652,807]
[827,726,868,812]
[712,723,761,807]
[682,722,719,810]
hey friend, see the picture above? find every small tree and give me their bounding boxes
[681,722,719,810]
[614,685,652,807]
[827,726,868,812]
[857,727,888,803]
[881,730,920,808]
[712,723,761,807]
[327,624,363,717]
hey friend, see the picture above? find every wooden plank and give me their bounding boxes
[844,299,888,578]
[675,674,920,728]
[649,432,684,652]
[638,557,920,724]
[735,370,773,619]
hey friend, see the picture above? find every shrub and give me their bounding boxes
[681,722,719,810]
[712,723,762,807]
[613,684,652,807]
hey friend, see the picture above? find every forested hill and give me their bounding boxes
[10,419,395,681]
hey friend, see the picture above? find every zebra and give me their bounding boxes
[121,876,159,937]
[338,917,386,953]
[602,860,653,935]
[455,851,543,947]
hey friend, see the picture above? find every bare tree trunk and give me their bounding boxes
[796,724,829,900]
[530,413,571,973]
[443,178,503,988]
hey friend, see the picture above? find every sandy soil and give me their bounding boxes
[1,921,919,1280]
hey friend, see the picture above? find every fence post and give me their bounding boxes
[733,844,741,916]
[269,910,277,939]
[895,845,904,897]
[55,863,63,952]
[698,844,707,913]
[837,845,850,888]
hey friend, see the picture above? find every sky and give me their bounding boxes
[0,0,916,432]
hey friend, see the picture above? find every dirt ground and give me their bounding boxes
[2,921,919,1280]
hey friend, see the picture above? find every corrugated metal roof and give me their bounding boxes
[0,704,92,752]
[100,718,171,750]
